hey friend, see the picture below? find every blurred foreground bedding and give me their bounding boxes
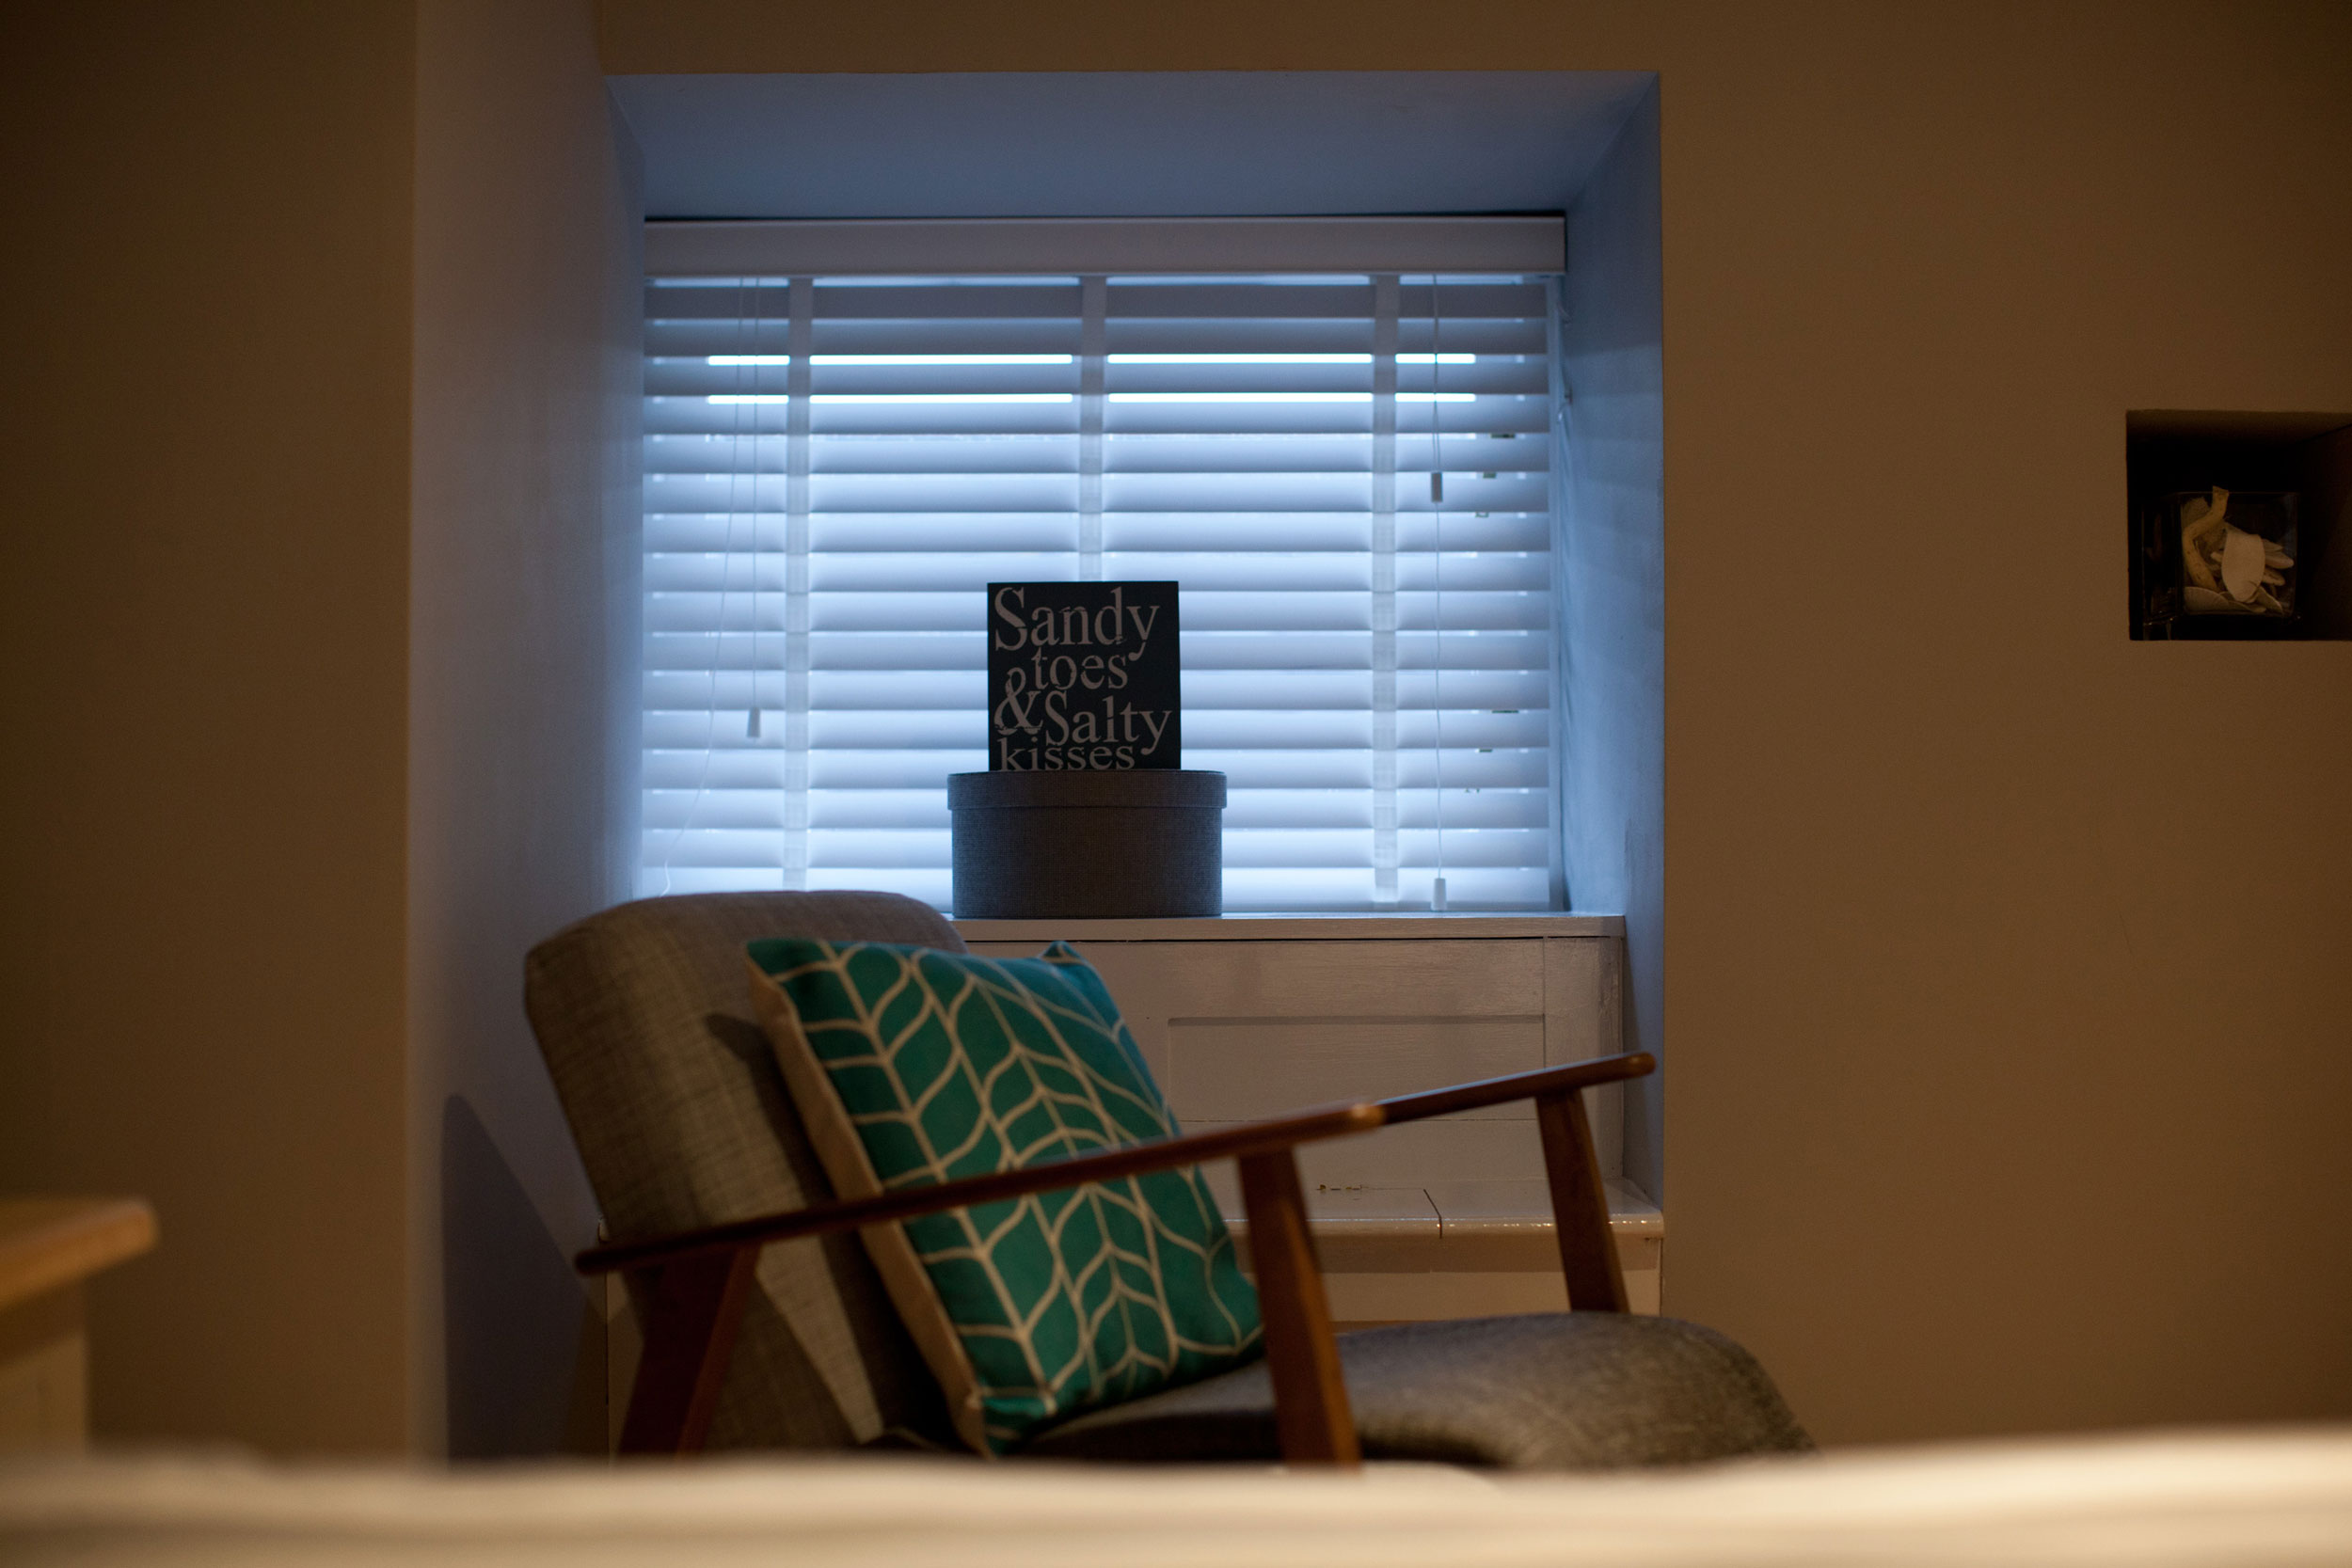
[5,1428,2351,1567]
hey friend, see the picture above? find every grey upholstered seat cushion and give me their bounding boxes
[1019,1313,1812,1469]
[525,892,967,1452]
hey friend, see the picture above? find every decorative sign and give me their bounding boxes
[988,581,1180,770]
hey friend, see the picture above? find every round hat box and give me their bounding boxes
[947,769,1225,919]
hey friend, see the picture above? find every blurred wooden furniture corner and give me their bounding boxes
[0,1198,156,1452]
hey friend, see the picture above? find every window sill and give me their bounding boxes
[952,911,1625,942]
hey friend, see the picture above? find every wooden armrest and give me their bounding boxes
[580,1053,1650,1276]
[579,1100,1383,1275]
[1375,1052,1653,1124]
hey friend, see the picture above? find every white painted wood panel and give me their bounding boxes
[1184,1118,1549,1188]
[1323,1253,1661,1323]
[964,920,1628,1190]
[1196,1175,1442,1267]
[1544,938,1627,1177]
[1168,1018,1543,1123]
[1136,940,1543,1020]
[1428,1178,1661,1234]
[1205,1180,1666,1324]
[1544,939,1615,1062]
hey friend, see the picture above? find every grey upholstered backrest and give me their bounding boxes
[525,891,966,1451]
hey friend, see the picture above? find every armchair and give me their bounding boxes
[528,891,1805,1469]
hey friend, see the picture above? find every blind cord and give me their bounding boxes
[746,274,764,741]
[1430,284,1447,912]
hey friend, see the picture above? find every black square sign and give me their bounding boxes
[988,581,1180,770]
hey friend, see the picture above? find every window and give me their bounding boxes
[641,227,1564,912]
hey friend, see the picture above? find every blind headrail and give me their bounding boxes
[646,216,1565,279]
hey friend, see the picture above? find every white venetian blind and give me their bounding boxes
[641,258,1558,911]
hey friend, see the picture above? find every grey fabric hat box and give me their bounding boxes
[947,770,1226,918]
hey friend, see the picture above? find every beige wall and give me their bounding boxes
[1654,2,2352,1444]
[0,0,642,1456]
[0,4,419,1450]
[409,0,642,1457]
[599,0,2352,1445]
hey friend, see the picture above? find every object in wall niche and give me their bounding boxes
[2126,409,2349,641]
[947,768,1226,917]
[2177,488,2296,617]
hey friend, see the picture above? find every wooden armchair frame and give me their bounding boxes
[577,1050,1655,1468]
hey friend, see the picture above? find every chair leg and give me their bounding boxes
[617,1246,758,1456]
[1535,1089,1630,1313]
[1236,1148,1360,1468]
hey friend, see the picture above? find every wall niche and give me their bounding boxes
[2129,410,2352,640]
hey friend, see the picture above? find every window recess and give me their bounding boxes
[639,220,1565,912]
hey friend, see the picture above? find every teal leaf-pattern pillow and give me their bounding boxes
[746,938,1262,1454]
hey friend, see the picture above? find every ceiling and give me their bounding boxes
[607,71,1655,221]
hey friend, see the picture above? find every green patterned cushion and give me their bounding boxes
[746,938,1262,1454]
